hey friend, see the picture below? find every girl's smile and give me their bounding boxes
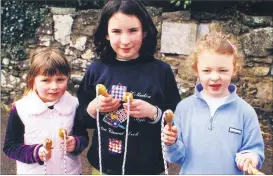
[197,50,235,98]
[106,12,144,60]
[34,74,68,102]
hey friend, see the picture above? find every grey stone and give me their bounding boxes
[71,74,83,84]
[37,35,54,47]
[81,49,94,60]
[248,57,273,64]
[242,66,270,76]
[1,71,6,86]
[2,58,10,66]
[241,15,272,27]
[70,36,87,51]
[73,25,95,36]
[220,20,249,35]
[36,15,53,35]
[196,23,210,41]
[9,75,15,83]
[162,11,191,22]
[241,27,273,57]
[20,82,26,89]
[256,80,273,100]
[51,7,76,15]
[72,11,100,36]
[161,22,197,55]
[192,11,231,20]
[22,74,27,80]
[146,6,162,17]
[53,15,73,45]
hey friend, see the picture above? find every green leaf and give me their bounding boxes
[175,0,181,6]
[170,0,176,4]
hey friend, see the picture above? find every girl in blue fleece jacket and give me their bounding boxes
[162,28,265,174]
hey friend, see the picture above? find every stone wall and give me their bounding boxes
[1,4,273,174]
[2,6,272,115]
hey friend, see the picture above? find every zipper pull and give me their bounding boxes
[208,118,213,130]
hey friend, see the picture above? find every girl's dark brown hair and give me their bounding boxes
[24,47,71,95]
[93,0,158,61]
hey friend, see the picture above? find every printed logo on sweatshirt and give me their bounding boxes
[103,109,128,129]
[229,127,242,135]
[108,138,122,154]
[109,83,127,100]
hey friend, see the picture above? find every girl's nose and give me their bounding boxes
[210,72,220,81]
[51,82,58,90]
[120,34,130,45]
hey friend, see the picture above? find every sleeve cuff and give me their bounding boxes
[33,144,44,165]
[164,139,179,153]
[71,137,81,155]
[148,106,162,124]
[85,107,96,119]
[235,151,261,169]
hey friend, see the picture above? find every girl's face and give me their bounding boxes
[34,73,68,102]
[106,12,144,59]
[197,50,235,98]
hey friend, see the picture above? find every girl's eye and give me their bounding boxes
[130,28,138,32]
[202,70,210,73]
[220,70,228,72]
[41,79,49,82]
[112,30,120,33]
[57,78,65,81]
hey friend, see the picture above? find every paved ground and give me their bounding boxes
[1,107,271,175]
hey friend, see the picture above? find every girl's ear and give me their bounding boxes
[106,35,110,40]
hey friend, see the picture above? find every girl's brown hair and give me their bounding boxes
[189,24,244,75]
[24,47,71,95]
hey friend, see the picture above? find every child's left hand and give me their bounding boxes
[123,99,157,119]
[61,136,76,152]
[236,153,259,172]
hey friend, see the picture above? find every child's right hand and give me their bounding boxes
[38,146,52,161]
[87,95,121,117]
[162,125,178,146]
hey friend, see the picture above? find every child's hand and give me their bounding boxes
[123,99,157,119]
[87,95,121,116]
[162,125,178,146]
[236,153,259,173]
[38,146,52,161]
[61,136,76,152]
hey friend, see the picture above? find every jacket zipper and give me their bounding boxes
[201,100,225,130]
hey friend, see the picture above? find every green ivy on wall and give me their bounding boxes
[170,0,191,9]
[1,0,49,61]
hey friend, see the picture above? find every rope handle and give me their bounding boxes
[58,128,68,175]
[161,109,175,175]
[95,84,133,175]
[95,84,110,175]
[43,138,52,175]
[122,92,133,175]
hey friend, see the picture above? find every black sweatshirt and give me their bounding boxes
[76,56,181,174]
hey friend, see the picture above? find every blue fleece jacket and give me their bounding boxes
[165,84,264,175]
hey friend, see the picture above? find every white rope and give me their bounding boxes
[96,90,102,175]
[63,132,67,175]
[122,96,130,175]
[161,113,169,175]
[43,149,47,175]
